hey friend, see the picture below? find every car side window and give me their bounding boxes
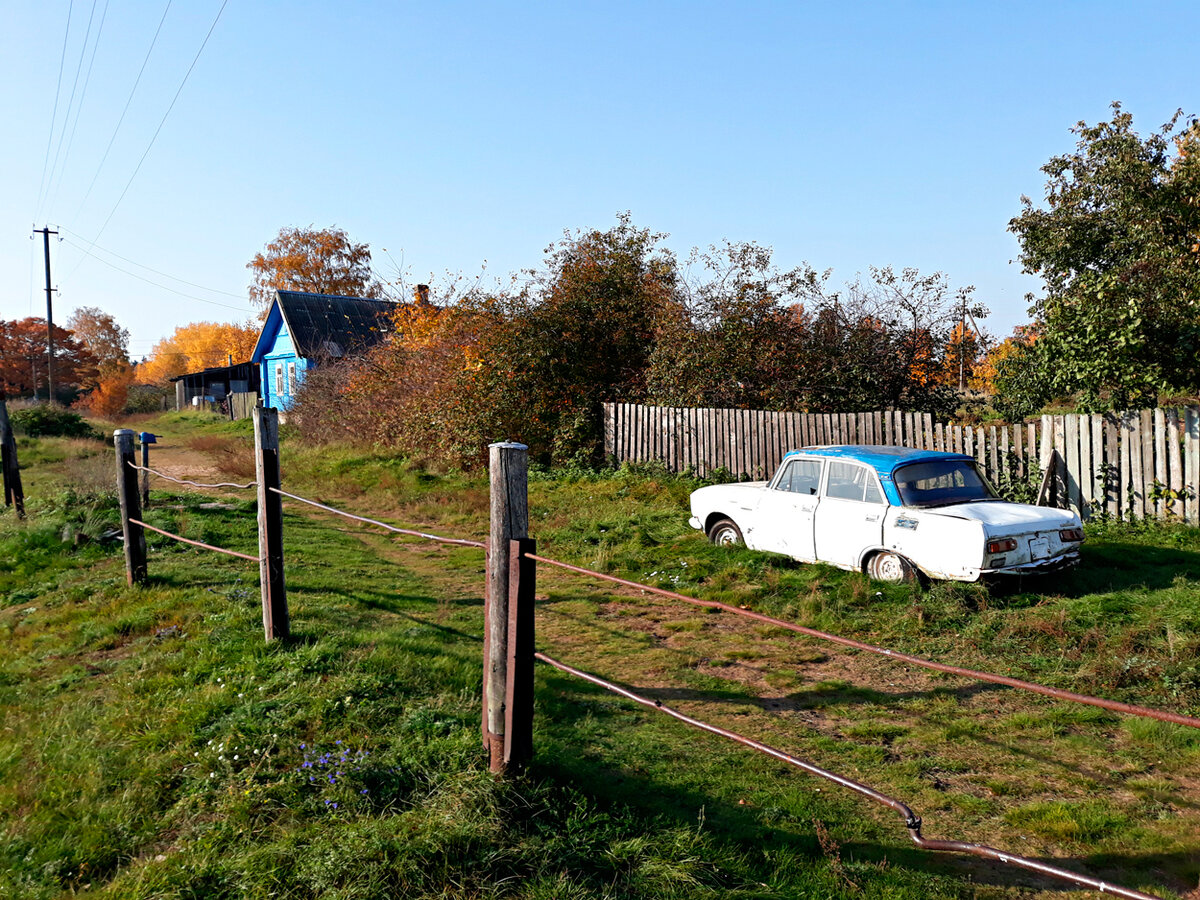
[825,461,884,503]
[776,458,822,495]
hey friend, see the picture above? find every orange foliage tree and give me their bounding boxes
[0,317,97,400]
[137,321,260,385]
[247,226,381,310]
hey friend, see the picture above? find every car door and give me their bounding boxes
[748,457,822,561]
[814,460,888,569]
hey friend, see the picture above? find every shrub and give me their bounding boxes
[10,404,102,439]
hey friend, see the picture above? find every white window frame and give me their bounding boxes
[287,361,297,394]
[275,362,283,397]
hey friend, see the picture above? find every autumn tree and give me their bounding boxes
[0,318,97,400]
[472,215,680,460]
[247,226,381,309]
[137,321,261,384]
[1007,103,1200,412]
[647,241,820,409]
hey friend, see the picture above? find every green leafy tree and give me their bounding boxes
[1006,103,1200,412]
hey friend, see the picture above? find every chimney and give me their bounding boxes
[415,284,430,307]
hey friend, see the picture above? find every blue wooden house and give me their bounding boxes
[250,290,395,410]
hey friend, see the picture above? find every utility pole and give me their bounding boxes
[33,227,58,404]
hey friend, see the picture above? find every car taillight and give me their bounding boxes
[986,538,1017,554]
[1060,528,1083,542]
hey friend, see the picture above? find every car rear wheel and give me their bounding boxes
[868,551,917,584]
[708,518,743,547]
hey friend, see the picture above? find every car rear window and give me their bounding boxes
[893,459,995,507]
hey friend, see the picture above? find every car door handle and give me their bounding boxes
[865,514,880,522]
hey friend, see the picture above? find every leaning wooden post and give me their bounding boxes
[114,429,147,584]
[1,392,25,518]
[139,435,151,507]
[485,441,529,774]
[253,407,289,641]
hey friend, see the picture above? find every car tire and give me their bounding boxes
[708,518,744,547]
[868,551,917,584]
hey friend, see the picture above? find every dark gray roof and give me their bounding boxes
[275,290,394,359]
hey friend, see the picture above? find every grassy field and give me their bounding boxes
[1,410,1197,899]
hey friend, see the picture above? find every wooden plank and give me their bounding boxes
[989,425,999,484]
[1078,413,1093,520]
[883,410,892,444]
[934,422,944,452]
[1011,424,1023,480]
[894,410,905,446]
[1154,408,1167,519]
[825,413,834,445]
[1123,411,1138,519]
[1064,414,1082,515]
[1052,416,1066,508]
[1027,422,1037,474]
[1091,413,1105,517]
[1000,425,1010,487]
[1186,407,1200,524]
[965,425,974,458]
[976,426,986,472]
[1165,408,1182,520]
[1141,409,1155,520]
[1039,415,1052,475]
[922,413,933,450]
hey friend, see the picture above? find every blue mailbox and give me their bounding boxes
[138,432,157,445]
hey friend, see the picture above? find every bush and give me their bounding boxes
[10,404,102,439]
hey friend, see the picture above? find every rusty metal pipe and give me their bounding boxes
[129,518,260,562]
[535,651,1163,900]
[526,553,1200,730]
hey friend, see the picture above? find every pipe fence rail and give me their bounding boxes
[109,425,1184,898]
[525,553,1200,731]
[536,651,1162,900]
[128,518,260,562]
[127,460,257,491]
[268,486,488,549]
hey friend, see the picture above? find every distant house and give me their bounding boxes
[171,361,260,410]
[250,290,395,410]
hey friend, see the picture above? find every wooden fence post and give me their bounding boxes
[485,441,529,775]
[253,407,289,641]
[504,536,536,772]
[0,393,25,518]
[114,429,147,584]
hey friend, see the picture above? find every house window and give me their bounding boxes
[287,361,297,394]
[275,363,283,397]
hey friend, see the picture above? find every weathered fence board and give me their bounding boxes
[604,402,1200,523]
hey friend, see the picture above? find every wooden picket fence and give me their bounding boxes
[602,402,1200,523]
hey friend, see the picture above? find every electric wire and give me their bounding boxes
[34,0,76,220]
[48,0,112,216]
[44,0,101,219]
[60,236,251,312]
[72,0,173,222]
[58,226,245,298]
[66,0,229,276]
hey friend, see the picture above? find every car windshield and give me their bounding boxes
[893,459,997,508]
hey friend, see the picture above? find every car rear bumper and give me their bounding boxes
[981,550,1081,576]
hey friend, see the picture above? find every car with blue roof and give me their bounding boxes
[688,445,1083,582]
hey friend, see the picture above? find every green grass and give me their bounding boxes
[1,413,1197,898]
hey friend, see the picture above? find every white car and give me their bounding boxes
[688,446,1083,583]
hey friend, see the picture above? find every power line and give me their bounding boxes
[60,236,252,313]
[72,0,172,222]
[49,0,112,216]
[69,0,229,266]
[34,0,75,220]
[44,0,101,220]
[58,226,245,298]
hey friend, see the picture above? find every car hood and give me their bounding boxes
[921,501,1079,529]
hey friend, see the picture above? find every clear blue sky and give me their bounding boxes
[2,0,1196,360]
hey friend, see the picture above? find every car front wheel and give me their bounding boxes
[868,551,917,584]
[708,518,744,547]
